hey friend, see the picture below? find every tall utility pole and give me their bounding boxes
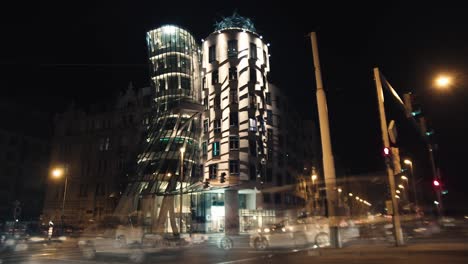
[373,68,404,246]
[310,32,340,248]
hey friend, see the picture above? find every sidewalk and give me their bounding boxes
[309,242,468,257]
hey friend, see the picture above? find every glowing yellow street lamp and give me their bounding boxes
[401,175,408,181]
[52,168,64,178]
[434,75,452,88]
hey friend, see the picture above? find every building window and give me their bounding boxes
[250,43,257,59]
[267,168,273,182]
[212,70,218,84]
[168,76,178,90]
[95,183,105,196]
[266,110,273,125]
[249,164,256,180]
[263,193,271,203]
[99,137,110,151]
[274,193,282,204]
[212,142,220,157]
[265,92,271,105]
[181,77,191,90]
[209,164,218,179]
[203,119,209,133]
[209,45,216,63]
[263,50,267,63]
[202,141,207,156]
[229,135,239,150]
[180,57,189,73]
[158,79,166,91]
[230,112,238,127]
[214,94,221,109]
[250,67,256,82]
[249,118,257,132]
[203,96,209,110]
[228,40,238,57]
[249,139,257,156]
[267,128,273,142]
[229,67,237,80]
[214,119,221,133]
[249,93,257,109]
[79,184,88,197]
[230,88,238,103]
[202,77,206,89]
[229,160,240,174]
[275,96,281,109]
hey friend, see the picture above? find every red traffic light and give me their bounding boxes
[433,180,440,187]
[383,147,390,156]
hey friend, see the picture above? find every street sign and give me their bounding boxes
[388,120,398,144]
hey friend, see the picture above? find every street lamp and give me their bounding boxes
[179,147,185,234]
[51,165,68,235]
[434,75,452,89]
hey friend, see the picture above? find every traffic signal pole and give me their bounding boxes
[310,32,340,248]
[373,68,404,246]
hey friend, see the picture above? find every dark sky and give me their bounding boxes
[2,1,467,213]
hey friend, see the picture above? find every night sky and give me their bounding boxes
[2,1,467,213]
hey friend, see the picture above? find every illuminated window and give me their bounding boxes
[249,118,257,132]
[229,160,240,174]
[229,135,239,150]
[209,45,216,63]
[212,142,220,157]
[250,43,257,59]
[228,40,238,57]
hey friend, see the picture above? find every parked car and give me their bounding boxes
[249,216,330,250]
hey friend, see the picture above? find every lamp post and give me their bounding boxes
[403,159,418,209]
[51,165,68,235]
[179,147,185,234]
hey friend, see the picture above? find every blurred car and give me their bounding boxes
[249,216,330,250]
[77,219,145,262]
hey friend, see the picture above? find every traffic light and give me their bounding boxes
[383,147,391,156]
[203,179,210,189]
[220,172,226,183]
[433,179,440,187]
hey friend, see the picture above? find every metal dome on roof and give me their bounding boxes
[214,12,256,33]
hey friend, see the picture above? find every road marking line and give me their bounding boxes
[216,256,261,264]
